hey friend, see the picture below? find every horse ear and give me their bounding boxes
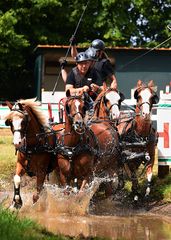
[5,101,13,110]
[119,92,125,102]
[18,103,23,110]
[66,89,71,97]
[136,79,143,88]
[148,80,154,88]
[103,82,107,91]
[152,94,159,104]
[134,89,139,100]
[65,104,70,115]
[5,119,12,126]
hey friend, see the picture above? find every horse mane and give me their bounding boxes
[17,98,49,127]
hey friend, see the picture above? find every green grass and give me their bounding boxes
[152,174,171,202]
[0,207,109,240]
[0,207,72,240]
[0,135,16,183]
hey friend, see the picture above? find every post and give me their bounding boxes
[157,86,171,178]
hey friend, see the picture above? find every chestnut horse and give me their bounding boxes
[4,99,56,209]
[93,87,125,121]
[91,87,125,192]
[81,88,124,195]
[117,80,159,202]
[55,91,95,192]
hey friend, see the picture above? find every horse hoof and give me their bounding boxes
[117,180,125,190]
[9,201,22,211]
[134,195,139,202]
[33,194,39,204]
[63,190,70,196]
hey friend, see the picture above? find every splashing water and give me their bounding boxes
[20,177,105,215]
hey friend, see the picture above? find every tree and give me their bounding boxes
[0,0,170,100]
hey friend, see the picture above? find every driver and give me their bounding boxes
[65,52,103,114]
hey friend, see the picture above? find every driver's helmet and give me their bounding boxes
[85,47,98,61]
[75,52,90,62]
[91,39,105,51]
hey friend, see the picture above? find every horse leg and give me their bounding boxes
[131,170,139,202]
[33,171,47,204]
[10,161,25,209]
[57,155,71,192]
[117,166,125,190]
[145,163,153,198]
[145,144,155,199]
[75,154,93,193]
[79,179,87,193]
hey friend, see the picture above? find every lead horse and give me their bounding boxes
[117,80,159,202]
[4,98,56,209]
[54,91,95,192]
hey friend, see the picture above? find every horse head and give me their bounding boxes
[65,90,87,133]
[95,88,125,120]
[4,98,48,148]
[134,81,159,120]
[5,102,30,148]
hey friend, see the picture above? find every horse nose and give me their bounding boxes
[111,108,120,119]
[142,111,150,119]
[75,120,83,128]
[13,132,22,146]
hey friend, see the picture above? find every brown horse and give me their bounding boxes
[55,91,95,192]
[93,87,125,121]
[80,89,124,195]
[90,87,125,192]
[4,98,56,209]
[117,80,159,202]
[55,88,125,195]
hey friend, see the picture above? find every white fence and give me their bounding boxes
[0,89,171,168]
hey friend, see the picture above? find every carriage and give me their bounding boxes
[4,80,158,209]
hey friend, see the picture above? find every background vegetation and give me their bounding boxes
[0,0,170,101]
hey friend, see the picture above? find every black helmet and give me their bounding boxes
[75,52,89,63]
[85,47,98,61]
[91,39,105,50]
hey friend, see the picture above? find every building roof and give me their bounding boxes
[35,44,171,52]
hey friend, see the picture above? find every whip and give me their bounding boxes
[52,0,90,95]
[117,25,171,71]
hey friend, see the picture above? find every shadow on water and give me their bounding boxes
[17,178,171,240]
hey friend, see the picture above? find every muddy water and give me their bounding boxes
[18,181,171,240]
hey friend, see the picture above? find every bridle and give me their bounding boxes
[8,106,30,137]
[100,88,121,120]
[65,96,86,120]
[65,96,86,134]
[135,88,153,113]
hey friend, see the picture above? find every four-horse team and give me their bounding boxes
[4,80,158,210]
[3,39,159,210]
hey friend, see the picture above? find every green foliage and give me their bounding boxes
[152,174,171,202]
[0,10,29,68]
[0,0,170,101]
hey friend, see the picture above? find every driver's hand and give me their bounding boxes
[82,85,89,92]
[90,83,99,92]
